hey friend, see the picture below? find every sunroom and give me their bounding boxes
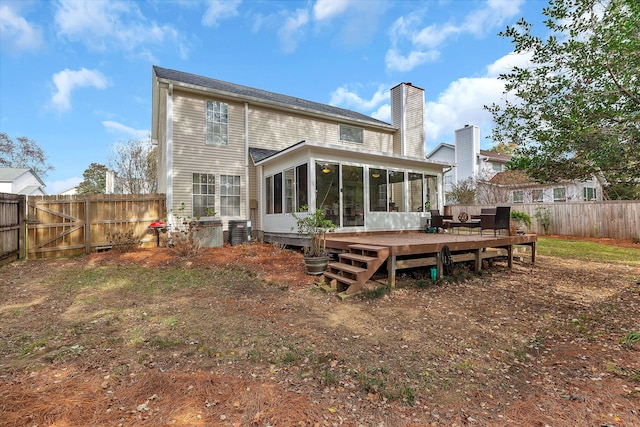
[251,141,449,242]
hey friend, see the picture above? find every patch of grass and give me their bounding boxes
[320,369,337,385]
[606,362,640,383]
[537,237,640,265]
[148,335,184,349]
[619,331,640,348]
[361,285,391,299]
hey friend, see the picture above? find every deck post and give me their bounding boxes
[507,245,513,268]
[387,255,396,287]
[474,249,481,272]
[436,251,442,278]
[531,242,536,264]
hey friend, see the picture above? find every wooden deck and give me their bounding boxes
[324,232,537,291]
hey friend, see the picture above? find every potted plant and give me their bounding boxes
[510,210,532,235]
[291,205,336,275]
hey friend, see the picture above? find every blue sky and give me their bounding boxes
[0,0,545,194]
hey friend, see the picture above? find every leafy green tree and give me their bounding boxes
[486,0,640,199]
[77,163,108,194]
[0,132,54,179]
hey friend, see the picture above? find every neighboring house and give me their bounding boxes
[58,186,77,195]
[151,66,449,240]
[426,124,602,204]
[0,168,47,196]
[490,170,603,204]
[426,125,510,203]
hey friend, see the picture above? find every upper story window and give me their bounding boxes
[339,124,363,144]
[492,162,503,172]
[512,190,524,203]
[532,189,544,202]
[206,100,228,145]
[583,187,597,201]
[553,187,566,202]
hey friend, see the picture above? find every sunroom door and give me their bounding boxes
[342,165,364,227]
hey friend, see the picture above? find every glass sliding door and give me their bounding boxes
[342,165,364,227]
[316,162,340,226]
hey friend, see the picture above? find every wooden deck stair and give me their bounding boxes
[324,244,389,295]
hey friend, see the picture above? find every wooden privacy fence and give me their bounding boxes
[27,194,166,259]
[0,193,26,264]
[451,201,640,240]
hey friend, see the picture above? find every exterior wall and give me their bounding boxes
[391,83,425,158]
[156,87,168,194]
[247,105,395,153]
[170,89,247,226]
[508,179,603,204]
[454,125,480,184]
[0,171,44,194]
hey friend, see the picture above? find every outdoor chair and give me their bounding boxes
[430,210,453,232]
[480,206,511,236]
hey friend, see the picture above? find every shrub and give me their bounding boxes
[107,228,141,252]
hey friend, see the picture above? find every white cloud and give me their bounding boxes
[54,0,186,57]
[102,121,149,140]
[424,77,504,147]
[486,51,533,78]
[51,68,109,112]
[202,0,241,27]
[313,0,351,21]
[385,48,439,73]
[47,176,82,194]
[0,5,43,53]
[386,0,524,72]
[278,8,309,53]
[329,84,390,111]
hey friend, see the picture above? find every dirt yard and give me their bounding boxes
[1,237,639,426]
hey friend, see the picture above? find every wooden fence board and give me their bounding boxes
[27,194,166,258]
[0,193,25,264]
[451,201,640,240]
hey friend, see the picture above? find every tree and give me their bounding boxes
[0,132,54,179]
[109,139,157,194]
[77,163,108,194]
[446,178,477,205]
[486,0,640,199]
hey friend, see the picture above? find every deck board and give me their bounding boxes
[324,232,537,286]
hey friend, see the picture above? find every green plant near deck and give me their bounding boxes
[510,210,532,228]
[290,205,335,257]
[620,331,640,348]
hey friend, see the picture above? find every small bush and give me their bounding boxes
[107,229,141,252]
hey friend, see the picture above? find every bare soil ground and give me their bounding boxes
[1,236,639,426]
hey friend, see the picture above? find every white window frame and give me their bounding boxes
[512,190,524,203]
[583,187,596,201]
[220,175,241,216]
[206,100,229,146]
[553,187,567,202]
[532,189,544,202]
[339,124,364,144]
[192,173,216,218]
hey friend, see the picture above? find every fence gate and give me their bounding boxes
[0,193,26,264]
[27,194,166,259]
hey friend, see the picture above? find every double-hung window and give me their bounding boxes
[193,173,216,217]
[553,187,566,202]
[206,100,228,145]
[220,175,240,216]
[512,190,524,203]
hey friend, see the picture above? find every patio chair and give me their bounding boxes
[480,206,511,236]
[430,210,452,232]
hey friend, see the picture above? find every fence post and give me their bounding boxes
[18,196,26,259]
[84,198,91,254]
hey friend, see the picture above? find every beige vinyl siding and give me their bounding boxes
[171,89,246,218]
[247,106,395,153]
[403,85,425,158]
[248,162,260,231]
[391,86,403,156]
[157,87,168,193]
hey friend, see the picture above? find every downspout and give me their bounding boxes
[166,83,174,222]
[245,102,250,221]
